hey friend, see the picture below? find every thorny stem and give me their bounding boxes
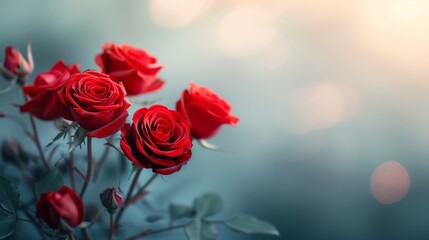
[93,136,114,182]
[79,136,92,197]
[126,223,188,240]
[114,168,142,232]
[109,213,114,240]
[127,221,224,239]
[68,129,76,190]
[81,228,93,240]
[68,232,75,240]
[133,174,158,200]
[22,90,49,170]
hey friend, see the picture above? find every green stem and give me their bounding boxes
[114,168,142,232]
[79,136,92,197]
[127,173,158,204]
[92,136,114,182]
[109,213,114,240]
[68,232,75,240]
[22,91,49,170]
[68,129,76,190]
[134,174,158,197]
[126,223,188,240]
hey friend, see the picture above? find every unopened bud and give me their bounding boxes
[1,138,33,165]
[2,46,32,79]
[2,138,21,162]
[100,187,124,214]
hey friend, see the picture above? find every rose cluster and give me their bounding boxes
[2,42,239,232]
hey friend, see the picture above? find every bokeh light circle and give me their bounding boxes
[370,161,410,204]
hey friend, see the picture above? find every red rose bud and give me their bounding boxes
[2,46,32,79]
[100,187,124,213]
[58,70,131,138]
[176,83,239,139]
[36,186,84,229]
[1,138,31,165]
[120,105,193,175]
[0,112,4,117]
[95,43,164,96]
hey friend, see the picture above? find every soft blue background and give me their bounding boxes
[1,0,429,239]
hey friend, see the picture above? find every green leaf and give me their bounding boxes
[193,193,223,218]
[169,204,195,221]
[224,214,279,236]
[0,176,20,214]
[33,168,64,198]
[0,176,20,239]
[185,220,217,240]
[146,215,164,223]
[0,214,17,239]
[46,122,78,148]
[55,127,87,166]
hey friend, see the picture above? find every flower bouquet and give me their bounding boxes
[0,39,279,239]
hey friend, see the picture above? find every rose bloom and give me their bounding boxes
[20,60,80,120]
[176,83,239,139]
[2,46,32,77]
[58,70,130,138]
[95,43,164,96]
[36,186,84,229]
[120,105,192,175]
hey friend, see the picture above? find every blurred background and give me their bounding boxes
[1,0,429,239]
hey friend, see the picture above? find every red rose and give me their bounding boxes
[2,46,32,77]
[95,43,164,96]
[36,186,84,229]
[58,70,131,138]
[176,83,239,139]
[120,105,192,175]
[20,60,80,120]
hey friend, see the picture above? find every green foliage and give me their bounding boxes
[169,204,195,221]
[33,167,64,198]
[185,219,217,240]
[193,193,223,218]
[46,122,78,148]
[225,214,280,236]
[146,215,164,223]
[54,126,87,166]
[167,193,279,240]
[0,176,21,239]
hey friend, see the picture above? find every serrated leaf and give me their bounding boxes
[33,168,64,198]
[0,177,20,213]
[146,215,164,223]
[169,204,195,221]
[224,214,279,236]
[0,176,20,239]
[0,213,17,239]
[55,127,87,166]
[193,193,223,218]
[185,220,217,240]
[46,122,77,148]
